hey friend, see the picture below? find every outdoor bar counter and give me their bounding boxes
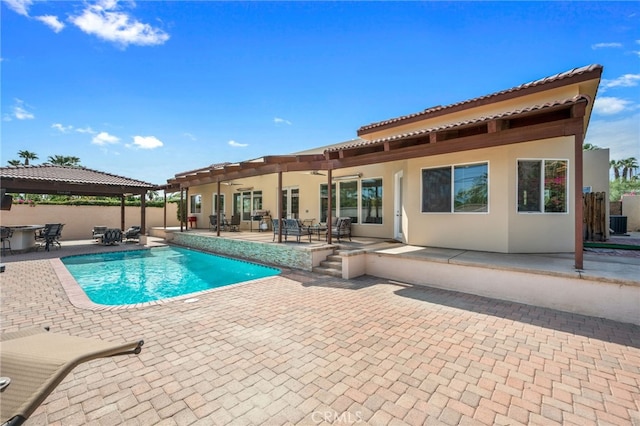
[6,225,44,252]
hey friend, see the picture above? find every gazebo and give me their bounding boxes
[0,164,156,233]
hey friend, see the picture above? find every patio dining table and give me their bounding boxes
[4,225,45,252]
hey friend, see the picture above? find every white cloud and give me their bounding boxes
[76,126,96,134]
[92,131,120,145]
[35,15,65,33]
[183,132,197,141]
[8,99,35,120]
[600,74,640,92]
[52,123,73,133]
[274,117,292,125]
[591,42,623,49]
[3,0,32,16]
[131,135,163,149]
[593,96,634,115]
[586,113,640,161]
[69,1,170,47]
[228,140,248,148]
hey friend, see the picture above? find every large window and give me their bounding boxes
[361,178,383,223]
[212,193,225,216]
[518,160,567,213]
[320,178,383,224]
[190,194,202,214]
[422,163,488,213]
[339,180,358,223]
[232,190,263,220]
[320,183,336,223]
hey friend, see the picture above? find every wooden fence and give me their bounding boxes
[583,192,607,241]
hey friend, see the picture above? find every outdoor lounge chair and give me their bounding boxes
[92,226,107,241]
[123,226,141,242]
[101,228,122,245]
[0,327,143,426]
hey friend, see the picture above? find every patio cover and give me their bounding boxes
[0,164,156,233]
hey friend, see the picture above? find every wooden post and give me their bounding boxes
[574,133,584,270]
[120,196,126,231]
[140,191,146,235]
[277,171,283,243]
[327,169,332,245]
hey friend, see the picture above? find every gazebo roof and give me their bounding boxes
[0,164,155,196]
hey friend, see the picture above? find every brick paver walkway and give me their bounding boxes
[1,258,639,425]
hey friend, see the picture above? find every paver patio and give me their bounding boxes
[1,252,639,425]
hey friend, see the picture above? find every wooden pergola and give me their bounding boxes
[0,165,156,234]
[164,94,593,268]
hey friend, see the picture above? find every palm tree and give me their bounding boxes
[620,157,638,180]
[582,143,600,150]
[610,160,622,180]
[17,150,38,165]
[47,155,81,166]
[7,159,22,166]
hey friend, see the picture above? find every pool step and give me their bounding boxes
[313,253,343,277]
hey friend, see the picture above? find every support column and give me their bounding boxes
[327,169,333,245]
[140,191,146,235]
[120,196,126,231]
[277,171,283,243]
[574,132,584,270]
[217,180,221,237]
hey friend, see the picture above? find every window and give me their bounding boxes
[518,160,567,213]
[422,163,488,213]
[232,190,262,220]
[320,183,336,223]
[361,178,383,224]
[212,193,225,215]
[339,180,358,224]
[320,178,384,225]
[190,194,202,214]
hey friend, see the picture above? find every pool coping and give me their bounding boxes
[50,254,283,311]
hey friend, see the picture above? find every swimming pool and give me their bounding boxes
[61,246,280,305]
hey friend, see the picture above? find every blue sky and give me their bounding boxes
[2,1,639,185]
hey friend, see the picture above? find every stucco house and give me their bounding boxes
[166,64,604,269]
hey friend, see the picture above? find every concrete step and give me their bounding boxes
[320,259,342,269]
[312,266,343,277]
[326,254,342,263]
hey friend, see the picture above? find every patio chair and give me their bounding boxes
[1,227,13,255]
[283,219,312,243]
[122,226,141,242]
[36,224,62,252]
[0,326,143,426]
[228,215,241,232]
[272,218,280,241]
[101,228,122,246]
[328,217,352,242]
[209,215,218,231]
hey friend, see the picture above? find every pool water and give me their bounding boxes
[61,246,280,305]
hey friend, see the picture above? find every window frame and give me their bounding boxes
[320,177,384,225]
[189,194,202,214]
[517,158,569,214]
[421,162,489,214]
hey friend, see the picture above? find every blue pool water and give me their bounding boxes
[62,247,280,305]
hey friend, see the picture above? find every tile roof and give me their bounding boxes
[357,64,602,134]
[0,164,155,188]
[328,94,590,152]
